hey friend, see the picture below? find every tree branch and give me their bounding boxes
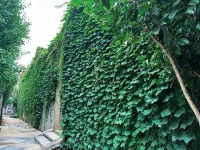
[194,71,200,79]
[148,27,200,125]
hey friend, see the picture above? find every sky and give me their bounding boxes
[18,0,68,66]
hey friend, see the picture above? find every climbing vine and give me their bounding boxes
[17,0,200,149]
[18,31,63,128]
[60,5,200,150]
[73,0,200,123]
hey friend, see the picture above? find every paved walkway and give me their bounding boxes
[0,115,41,150]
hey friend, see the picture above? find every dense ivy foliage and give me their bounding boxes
[17,0,200,149]
[60,7,200,149]
[0,0,29,123]
[70,0,200,122]
[18,32,63,127]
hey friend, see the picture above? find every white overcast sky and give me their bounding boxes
[18,0,68,66]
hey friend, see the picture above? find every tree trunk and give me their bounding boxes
[151,35,200,125]
[0,94,3,124]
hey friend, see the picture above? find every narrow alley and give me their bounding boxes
[1,0,200,149]
[0,115,41,150]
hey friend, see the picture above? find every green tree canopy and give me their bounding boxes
[0,0,29,93]
[0,0,29,122]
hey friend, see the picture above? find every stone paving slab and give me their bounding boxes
[21,129,37,133]
[2,139,25,144]
[0,116,42,150]
[24,145,41,150]
[7,123,14,125]
[24,126,32,129]
[7,125,15,127]
[16,124,29,128]
[9,130,21,134]
[0,137,38,144]
[0,146,25,150]
[0,146,8,149]
[14,122,28,125]
[0,137,41,150]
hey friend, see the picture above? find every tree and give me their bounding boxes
[0,0,29,123]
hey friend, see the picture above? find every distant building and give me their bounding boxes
[16,72,21,83]
[3,104,13,115]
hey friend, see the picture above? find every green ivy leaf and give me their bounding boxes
[118,95,124,100]
[174,107,185,117]
[170,121,179,130]
[151,140,157,147]
[173,0,181,6]
[130,21,137,26]
[152,28,160,35]
[136,105,145,112]
[107,139,113,145]
[143,109,152,115]
[164,94,173,102]
[188,0,199,5]
[113,140,120,148]
[180,117,194,129]
[174,143,187,150]
[168,9,180,20]
[128,139,136,146]
[186,6,196,14]
[166,143,174,150]
[124,131,131,136]
[181,131,196,144]
[95,142,101,147]
[161,108,171,117]
[103,146,109,150]
[196,23,200,30]
[161,126,170,136]
[172,131,182,142]
[176,38,189,45]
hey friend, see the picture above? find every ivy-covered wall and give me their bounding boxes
[18,2,200,149]
[18,32,63,128]
[60,8,200,150]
